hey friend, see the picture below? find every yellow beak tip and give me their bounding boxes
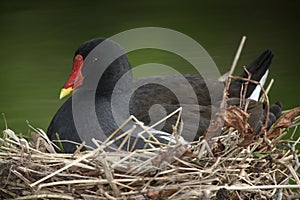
[59,87,73,99]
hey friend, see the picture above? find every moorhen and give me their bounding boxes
[47,38,281,153]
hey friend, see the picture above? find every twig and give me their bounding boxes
[30,147,104,187]
[101,157,121,197]
[2,113,8,130]
[230,75,270,137]
[241,66,252,109]
[15,193,74,200]
[204,36,247,146]
[260,78,274,102]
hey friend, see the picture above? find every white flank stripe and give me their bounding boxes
[249,70,269,101]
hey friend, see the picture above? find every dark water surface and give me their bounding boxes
[0,0,299,133]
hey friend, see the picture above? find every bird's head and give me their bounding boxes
[59,38,106,99]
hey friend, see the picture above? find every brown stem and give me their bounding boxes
[241,66,252,109]
[230,75,270,139]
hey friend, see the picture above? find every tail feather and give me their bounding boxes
[229,49,274,99]
[254,101,282,133]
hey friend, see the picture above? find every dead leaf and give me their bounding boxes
[224,106,249,136]
[204,105,258,148]
[224,106,257,147]
[267,107,300,140]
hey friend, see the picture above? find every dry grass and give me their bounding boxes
[0,110,299,200]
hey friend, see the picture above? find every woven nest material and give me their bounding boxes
[0,105,300,200]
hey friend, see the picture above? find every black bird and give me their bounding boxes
[47,38,281,153]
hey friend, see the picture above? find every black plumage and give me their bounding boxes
[47,38,281,153]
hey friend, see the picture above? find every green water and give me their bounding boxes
[0,0,299,133]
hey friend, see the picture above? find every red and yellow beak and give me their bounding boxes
[59,54,84,99]
[59,87,74,99]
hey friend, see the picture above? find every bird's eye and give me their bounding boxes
[92,57,98,63]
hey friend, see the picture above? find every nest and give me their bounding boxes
[0,104,300,200]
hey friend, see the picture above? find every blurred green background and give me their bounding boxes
[0,0,299,133]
